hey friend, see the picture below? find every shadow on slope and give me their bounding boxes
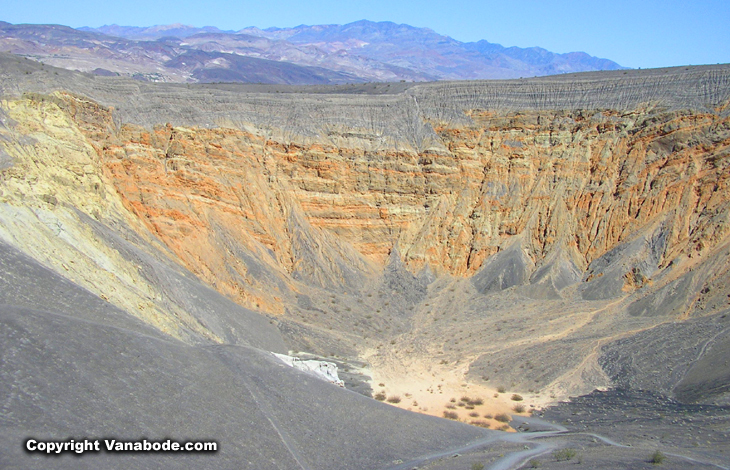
[0,241,491,469]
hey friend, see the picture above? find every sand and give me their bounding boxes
[364,351,539,431]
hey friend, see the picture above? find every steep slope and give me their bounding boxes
[1,57,730,467]
[0,77,495,470]
[0,242,489,470]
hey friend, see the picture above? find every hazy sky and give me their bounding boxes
[1,0,728,69]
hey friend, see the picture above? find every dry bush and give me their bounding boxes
[386,395,401,404]
[553,448,577,462]
[511,394,523,401]
[443,410,459,420]
[494,413,511,423]
[650,450,665,464]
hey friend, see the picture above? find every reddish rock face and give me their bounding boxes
[56,92,730,313]
[4,81,730,412]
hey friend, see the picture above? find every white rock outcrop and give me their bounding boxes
[273,353,345,387]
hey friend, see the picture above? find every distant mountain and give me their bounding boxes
[78,23,235,40]
[0,20,625,84]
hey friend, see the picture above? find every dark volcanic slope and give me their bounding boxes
[0,242,489,470]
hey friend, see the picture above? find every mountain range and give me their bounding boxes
[0,20,625,84]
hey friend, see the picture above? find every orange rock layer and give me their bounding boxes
[58,93,730,312]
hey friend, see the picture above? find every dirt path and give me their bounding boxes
[383,414,730,470]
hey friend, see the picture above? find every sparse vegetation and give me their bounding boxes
[468,398,483,406]
[469,411,479,417]
[386,395,401,404]
[374,392,386,401]
[443,410,459,420]
[553,448,577,461]
[650,450,665,465]
[469,420,490,428]
[511,394,523,401]
[513,404,525,413]
[494,413,510,423]
[497,386,506,393]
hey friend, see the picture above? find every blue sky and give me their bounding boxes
[1,0,728,69]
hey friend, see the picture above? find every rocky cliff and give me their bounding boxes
[2,56,730,414]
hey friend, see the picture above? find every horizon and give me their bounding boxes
[1,0,729,70]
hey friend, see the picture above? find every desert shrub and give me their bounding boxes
[494,413,510,423]
[470,420,490,428]
[457,402,465,407]
[468,398,484,406]
[465,404,475,410]
[469,411,479,417]
[483,413,493,419]
[374,392,386,401]
[511,394,523,401]
[513,404,525,413]
[449,397,456,402]
[498,424,510,431]
[553,448,577,461]
[497,386,506,393]
[460,396,471,402]
[443,410,459,420]
[386,395,401,404]
[446,403,456,409]
[650,450,665,464]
